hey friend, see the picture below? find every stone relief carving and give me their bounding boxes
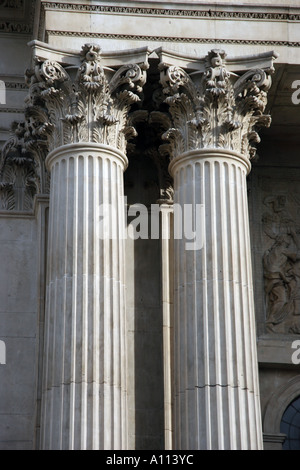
[159,49,274,161]
[262,194,300,334]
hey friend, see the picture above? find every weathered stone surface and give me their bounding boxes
[0,0,300,452]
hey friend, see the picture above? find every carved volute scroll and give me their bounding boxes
[159,48,275,162]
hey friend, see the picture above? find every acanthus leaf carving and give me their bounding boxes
[25,44,148,154]
[0,43,149,210]
[0,120,42,211]
[159,49,275,161]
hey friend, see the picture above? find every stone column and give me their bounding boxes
[42,142,128,450]
[160,49,276,450]
[26,43,148,449]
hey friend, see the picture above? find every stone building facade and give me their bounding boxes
[0,0,300,451]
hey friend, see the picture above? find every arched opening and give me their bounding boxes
[280,396,300,450]
[263,376,300,449]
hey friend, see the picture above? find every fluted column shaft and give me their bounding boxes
[40,143,127,450]
[170,149,263,450]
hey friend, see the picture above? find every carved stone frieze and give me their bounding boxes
[262,193,300,335]
[40,2,300,22]
[159,49,275,161]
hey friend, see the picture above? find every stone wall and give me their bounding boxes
[0,214,38,449]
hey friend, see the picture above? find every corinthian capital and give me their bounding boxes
[159,49,277,161]
[25,43,149,154]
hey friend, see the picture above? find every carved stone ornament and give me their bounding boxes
[24,43,148,155]
[128,108,174,204]
[0,42,149,210]
[0,81,53,210]
[159,49,275,161]
[0,117,48,211]
[262,194,300,334]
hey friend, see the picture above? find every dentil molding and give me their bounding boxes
[40,2,300,22]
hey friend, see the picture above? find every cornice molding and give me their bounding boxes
[41,2,300,21]
[46,30,300,48]
[29,39,152,67]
